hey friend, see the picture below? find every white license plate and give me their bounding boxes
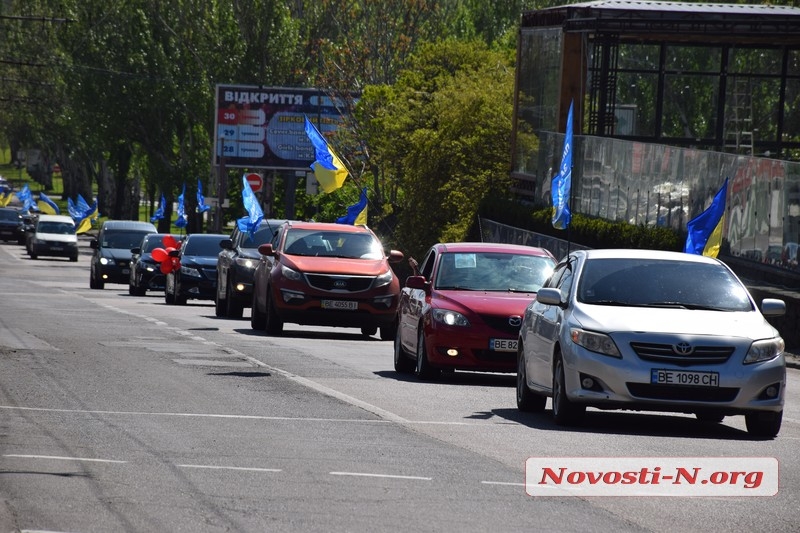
[490,338,518,352]
[50,246,64,251]
[650,369,719,387]
[122,268,130,274]
[321,300,358,311]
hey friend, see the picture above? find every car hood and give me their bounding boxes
[237,248,262,260]
[285,256,390,276]
[435,289,536,316]
[573,304,779,339]
[180,256,218,268]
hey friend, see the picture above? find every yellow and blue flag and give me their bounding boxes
[551,100,574,230]
[336,187,368,225]
[303,115,348,194]
[0,191,14,207]
[37,192,60,214]
[684,178,728,258]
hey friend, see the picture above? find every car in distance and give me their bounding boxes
[90,220,158,289]
[165,233,228,305]
[394,242,556,379]
[28,214,78,261]
[516,248,787,439]
[251,221,404,338]
[0,206,28,245]
[216,219,287,318]
[129,233,183,296]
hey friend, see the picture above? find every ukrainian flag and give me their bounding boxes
[304,115,348,194]
[336,187,368,225]
[37,192,60,214]
[684,178,728,258]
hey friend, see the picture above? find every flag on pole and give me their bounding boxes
[684,178,728,258]
[196,179,211,213]
[174,184,187,228]
[151,193,166,222]
[336,188,368,225]
[236,174,264,239]
[303,115,348,194]
[37,192,60,214]
[551,100,574,230]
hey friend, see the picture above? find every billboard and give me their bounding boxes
[214,85,349,170]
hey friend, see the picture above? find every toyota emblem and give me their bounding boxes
[673,342,693,355]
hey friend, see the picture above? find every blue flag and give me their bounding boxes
[336,188,368,225]
[551,100,574,230]
[151,193,166,222]
[196,179,211,213]
[15,184,35,211]
[684,178,728,258]
[236,175,264,239]
[174,184,187,228]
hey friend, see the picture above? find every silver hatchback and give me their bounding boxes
[516,249,787,438]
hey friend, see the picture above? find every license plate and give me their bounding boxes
[122,268,130,274]
[490,338,518,352]
[50,246,63,251]
[321,300,358,311]
[651,369,719,387]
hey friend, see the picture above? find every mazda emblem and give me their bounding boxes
[673,342,693,355]
[508,316,521,327]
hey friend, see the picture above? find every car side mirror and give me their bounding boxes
[131,247,141,255]
[258,243,276,257]
[219,238,233,250]
[387,250,404,263]
[535,287,563,307]
[405,275,429,292]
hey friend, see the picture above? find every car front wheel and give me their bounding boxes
[552,353,585,425]
[745,410,782,439]
[264,290,283,335]
[414,329,439,380]
[393,329,414,373]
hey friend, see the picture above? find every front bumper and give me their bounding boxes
[425,325,517,372]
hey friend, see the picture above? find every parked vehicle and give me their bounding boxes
[516,248,787,438]
[216,219,287,318]
[394,242,556,378]
[165,233,228,305]
[129,233,183,296]
[28,214,78,261]
[251,221,404,338]
[90,220,158,289]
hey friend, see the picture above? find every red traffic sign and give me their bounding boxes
[245,173,263,193]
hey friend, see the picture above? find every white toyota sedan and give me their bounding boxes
[516,249,787,438]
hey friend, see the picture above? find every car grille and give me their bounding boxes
[305,274,374,292]
[626,383,739,402]
[480,315,522,336]
[631,342,734,366]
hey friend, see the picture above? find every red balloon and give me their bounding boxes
[165,246,176,254]
[160,261,172,274]
[152,248,168,262]
[163,235,179,249]
[172,259,181,271]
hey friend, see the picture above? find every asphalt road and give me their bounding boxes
[1,238,799,532]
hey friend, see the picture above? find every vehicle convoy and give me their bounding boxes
[216,219,287,319]
[250,221,404,339]
[393,242,556,379]
[90,220,158,289]
[129,233,183,296]
[165,233,228,305]
[28,214,78,261]
[515,248,787,438]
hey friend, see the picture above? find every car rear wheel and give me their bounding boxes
[30,253,37,260]
[745,410,782,439]
[517,347,546,412]
[380,323,397,341]
[90,269,104,290]
[70,255,78,262]
[250,291,266,330]
[552,354,585,425]
[393,330,415,373]
[265,291,283,335]
[360,326,377,338]
[414,329,439,380]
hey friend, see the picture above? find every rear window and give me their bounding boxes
[183,237,223,256]
[38,221,75,235]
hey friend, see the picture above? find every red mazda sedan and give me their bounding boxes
[394,242,556,379]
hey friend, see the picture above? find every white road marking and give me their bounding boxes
[330,471,432,481]
[481,481,525,487]
[4,454,126,464]
[178,464,281,473]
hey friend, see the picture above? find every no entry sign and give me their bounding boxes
[245,173,263,193]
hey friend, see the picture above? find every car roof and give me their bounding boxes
[285,221,373,234]
[37,214,74,224]
[101,220,158,232]
[433,242,556,258]
[184,233,228,240]
[576,248,720,264]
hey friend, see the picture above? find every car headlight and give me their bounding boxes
[281,264,302,281]
[743,337,785,364]
[100,257,115,265]
[235,257,257,269]
[570,328,621,358]
[374,270,393,288]
[180,265,202,278]
[432,308,470,327]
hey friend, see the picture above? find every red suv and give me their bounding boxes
[251,221,404,339]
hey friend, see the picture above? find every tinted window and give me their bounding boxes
[578,258,752,311]
[240,226,278,249]
[38,221,75,234]
[183,237,224,256]
[103,231,152,249]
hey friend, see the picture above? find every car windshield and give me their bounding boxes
[577,258,753,311]
[141,235,178,253]
[38,221,75,234]
[0,209,19,221]
[103,231,152,249]
[283,229,383,259]
[182,236,223,256]
[240,226,278,249]
[435,251,555,292]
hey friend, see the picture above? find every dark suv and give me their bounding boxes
[0,207,28,245]
[216,219,287,318]
[90,220,158,289]
[251,221,404,339]
[165,233,228,305]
